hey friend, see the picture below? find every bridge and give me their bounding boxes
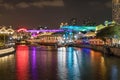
[16,26,97,45]
[17,28,64,33]
[60,25,96,32]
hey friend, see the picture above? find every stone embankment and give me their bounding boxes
[73,44,120,57]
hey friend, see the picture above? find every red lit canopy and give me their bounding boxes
[17,28,27,32]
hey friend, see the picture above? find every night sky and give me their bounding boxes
[0,0,112,29]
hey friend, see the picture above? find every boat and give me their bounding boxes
[0,47,15,56]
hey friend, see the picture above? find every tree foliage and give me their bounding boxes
[96,25,120,39]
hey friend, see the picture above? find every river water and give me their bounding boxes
[0,45,120,80]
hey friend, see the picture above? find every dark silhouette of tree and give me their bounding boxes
[83,17,96,26]
[96,25,120,38]
[69,18,77,26]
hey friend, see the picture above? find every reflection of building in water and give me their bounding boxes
[112,0,120,23]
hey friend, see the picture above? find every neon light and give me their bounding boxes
[27,29,64,33]
[31,47,38,80]
[17,28,27,32]
[61,25,96,31]
[16,45,29,80]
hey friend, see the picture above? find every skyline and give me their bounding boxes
[0,0,112,29]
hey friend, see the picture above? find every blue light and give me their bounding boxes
[61,25,96,32]
[82,48,90,54]
[111,66,118,80]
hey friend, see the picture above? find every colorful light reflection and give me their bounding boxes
[16,45,29,80]
[28,29,64,33]
[57,47,80,80]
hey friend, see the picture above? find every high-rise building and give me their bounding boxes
[112,0,120,24]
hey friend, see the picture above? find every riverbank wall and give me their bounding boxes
[72,44,120,57]
[25,42,120,57]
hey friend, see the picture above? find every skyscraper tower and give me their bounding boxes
[112,0,120,24]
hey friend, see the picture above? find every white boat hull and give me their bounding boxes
[0,47,15,55]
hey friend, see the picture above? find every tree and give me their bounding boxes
[96,25,120,38]
[69,18,77,26]
[96,25,120,45]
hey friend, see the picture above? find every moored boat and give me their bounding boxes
[0,47,15,56]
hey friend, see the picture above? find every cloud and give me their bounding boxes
[32,0,64,7]
[88,1,101,6]
[0,3,14,9]
[88,1,112,8]
[105,1,112,8]
[0,0,64,9]
[16,2,30,8]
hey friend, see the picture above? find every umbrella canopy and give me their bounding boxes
[84,31,96,37]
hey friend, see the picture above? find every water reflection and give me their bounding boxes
[0,45,120,80]
[30,47,37,80]
[16,45,29,80]
[29,46,58,80]
[15,46,120,80]
[0,54,15,80]
[57,47,80,80]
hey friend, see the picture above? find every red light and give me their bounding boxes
[17,28,27,32]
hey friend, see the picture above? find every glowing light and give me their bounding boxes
[82,48,90,54]
[61,25,96,32]
[0,27,7,34]
[28,29,64,33]
[7,28,14,34]
[16,45,29,80]
[17,28,27,32]
[0,47,15,54]
[111,66,118,80]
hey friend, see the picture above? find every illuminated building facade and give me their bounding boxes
[112,0,120,23]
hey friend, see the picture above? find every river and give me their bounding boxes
[0,45,120,80]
